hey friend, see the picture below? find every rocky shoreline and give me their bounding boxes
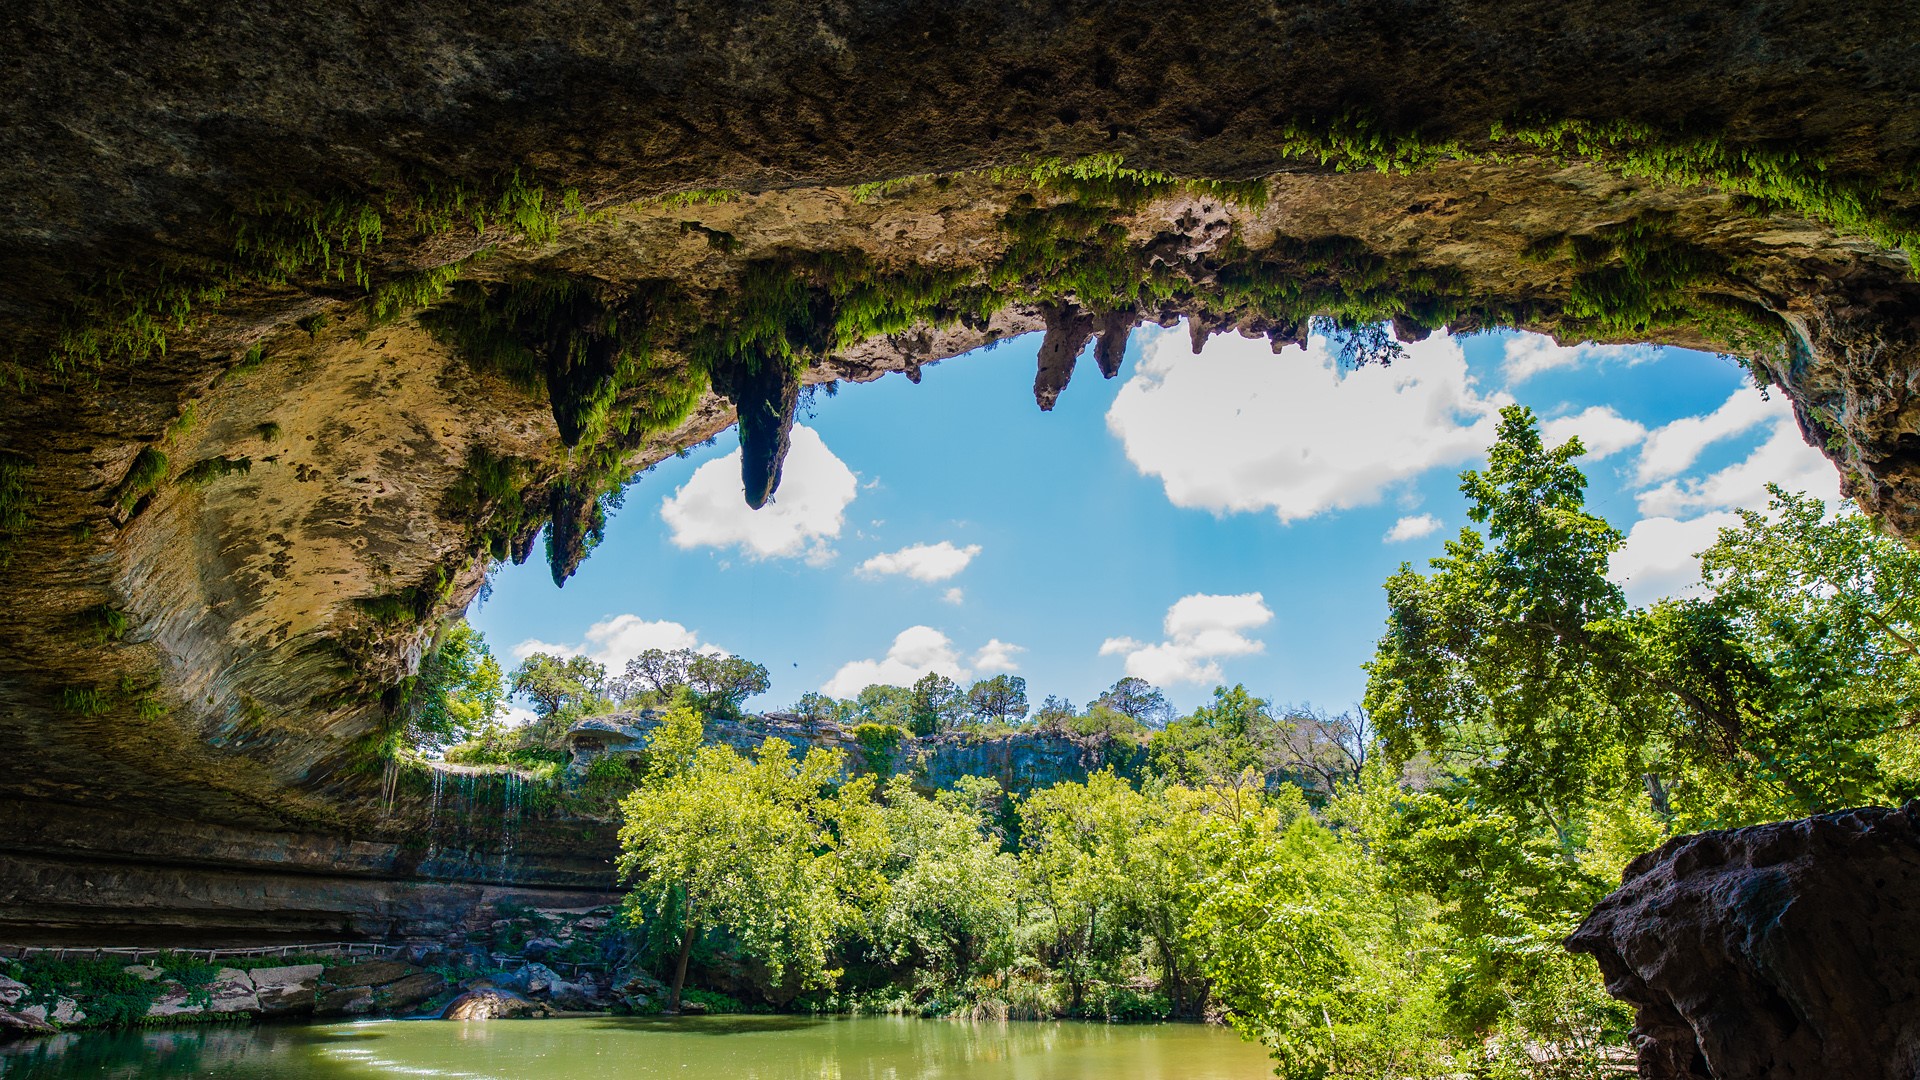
[0,904,662,1039]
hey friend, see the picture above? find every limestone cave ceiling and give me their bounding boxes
[0,0,1917,838]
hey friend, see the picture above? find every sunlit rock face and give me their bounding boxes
[0,2,1918,1036]
[1569,804,1920,1080]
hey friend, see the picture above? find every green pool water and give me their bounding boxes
[0,1015,1274,1079]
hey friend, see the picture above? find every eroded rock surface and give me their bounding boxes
[1568,803,1920,1079]
[0,8,1918,1045]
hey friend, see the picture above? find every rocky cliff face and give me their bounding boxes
[1568,803,1920,1079]
[0,3,1917,1062]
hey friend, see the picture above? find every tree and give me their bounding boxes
[906,672,966,736]
[510,652,611,743]
[406,622,505,753]
[616,706,848,1011]
[617,648,690,702]
[855,683,911,728]
[1032,694,1077,734]
[791,691,853,725]
[1095,676,1174,729]
[685,651,770,719]
[1275,705,1375,797]
[1364,405,1640,822]
[865,776,1019,984]
[1149,684,1282,785]
[967,674,1029,724]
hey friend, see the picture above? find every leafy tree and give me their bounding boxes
[854,683,911,728]
[864,777,1019,984]
[1015,771,1139,1012]
[966,674,1029,724]
[791,690,853,725]
[1149,684,1282,785]
[510,652,612,744]
[1095,676,1174,729]
[406,622,505,753]
[1364,405,1640,823]
[905,672,966,736]
[685,651,770,719]
[617,706,848,1011]
[1031,694,1078,733]
[617,648,689,702]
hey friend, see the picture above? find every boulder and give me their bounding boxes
[122,964,162,982]
[0,975,25,1007]
[205,969,259,1014]
[0,1007,55,1036]
[440,988,545,1021]
[322,960,415,988]
[247,963,323,1016]
[1569,802,1920,1080]
[523,937,563,960]
[376,971,448,1013]
[314,987,375,1016]
[49,997,85,1026]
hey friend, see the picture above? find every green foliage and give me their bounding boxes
[80,604,130,644]
[850,723,910,775]
[404,622,506,753]
[175,455,251,487]
[35,172,591,382]
[1494,118,1920,263]
[113,448,169,512]
[966,675,1028,724]
[617,712,850,1010]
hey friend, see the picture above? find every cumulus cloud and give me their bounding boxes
[822,625,971,698]
[973,639,1026,674]
[511,613,717,670]
[1634,390,1777,485]
[1636,415,1837,519]
[1543,406,1647,461]
[1099,592,1274,686]
[1501,334,1652,384]
[942,587,965,605]
[1384,514,1441,543]
[1609,512,1742,607]
[1106,328,1507,524]
[858,540,982,582]
[659,425,858,563]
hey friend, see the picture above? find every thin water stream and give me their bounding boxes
[0,1015,1271,1079]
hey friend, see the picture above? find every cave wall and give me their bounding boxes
[0,2,1915,1032]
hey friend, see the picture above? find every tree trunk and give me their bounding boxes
[669,922,696,1013]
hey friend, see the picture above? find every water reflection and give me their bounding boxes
[0,1015,1271,1080]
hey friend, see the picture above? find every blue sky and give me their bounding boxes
[471,324,1837,720]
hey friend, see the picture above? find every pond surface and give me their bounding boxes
[0,1015,1273,1079]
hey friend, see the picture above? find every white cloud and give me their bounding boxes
[510,613,717,671]
[499,705,540,729]
[973,639,1026,674]
[858,540,982,583]
[1634,390,1777,485]
[1384,514,1441,543]
[1636,416,1837,519]
[941,587,965,605]
[1543,406,1646,461]
[510,614,721,672]
[1106,327,1507,524]
[1099,592,1274,686]
[1609,512,1743,606]
[659,425,858,562]
[822,626,970,698]
[1501,334,1651,383]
